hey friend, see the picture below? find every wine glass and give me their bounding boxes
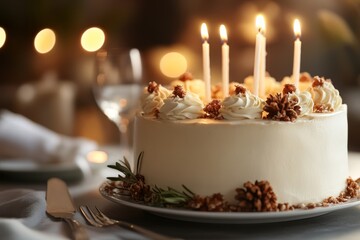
[93,48,143,162]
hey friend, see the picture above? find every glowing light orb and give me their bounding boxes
[0,27,6,48]
[81,27,105,52]
[160,52,187,78]
[34,28,56,54]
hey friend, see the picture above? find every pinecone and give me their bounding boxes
[345,178,360,198]
[263,93,301,122]
[173,85,186,98]
[187,193,229,212]
[129,180,151,202]
[235,180,278,212]
[203,100,223,119]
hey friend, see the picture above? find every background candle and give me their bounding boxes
[220,24,229,98]
[253,15,265,97]
[201,23,211,102]
[293,19,302,88]
[260,23,266,98]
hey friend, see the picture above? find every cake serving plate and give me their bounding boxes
[99,181,360,224]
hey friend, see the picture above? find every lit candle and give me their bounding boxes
[201,23,211,102]
[87,150,108,171]
[259,20,266,97]
[293,19,302,88]
[220,25,229,98]
[253,15,265,97]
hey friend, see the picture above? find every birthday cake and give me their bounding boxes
[111,71,358,211]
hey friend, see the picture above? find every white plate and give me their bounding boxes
[99,181,360,224]
[0,157,85,182]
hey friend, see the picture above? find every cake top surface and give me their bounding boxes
[140,72,343,123]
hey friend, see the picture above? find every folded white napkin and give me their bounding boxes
[0,189,66,240]
[0,110,97,163]
[0,189,146,240]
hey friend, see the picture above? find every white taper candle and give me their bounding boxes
[220,24,229,98]
[201,23,211,102]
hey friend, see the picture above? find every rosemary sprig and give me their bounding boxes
[106,151,196,207]
[152,185,194,206]
[107,156,137,184]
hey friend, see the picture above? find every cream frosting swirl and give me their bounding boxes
[288,91,314,117]
[141,85,171,117]
[220,90,263,120]
[158,91,204,120]
[310,78,342,112]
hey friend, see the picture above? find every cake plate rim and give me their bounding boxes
[99,181,360,224]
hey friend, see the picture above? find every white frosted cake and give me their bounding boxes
[122,73,358,211]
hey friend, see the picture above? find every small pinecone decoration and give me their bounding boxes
[263,93,301,122]
[203,100,223,119]
[345,178,360,198]
[129,174,152,202]
[173,85,186,98]
[187,193,229,212]
[235,180,278,212]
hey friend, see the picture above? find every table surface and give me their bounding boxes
[1,146,360,240]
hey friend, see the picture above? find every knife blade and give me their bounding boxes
[46,178,88,240]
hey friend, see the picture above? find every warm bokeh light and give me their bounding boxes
[87,150,108,164]
[34,28,56,54]
[201,23,209,41]
[256,14,266,33]
[0,27,6,48]
[219,24,228,42]
[294,19,301,38]
[81,27,105,52]
[160,52,187,78]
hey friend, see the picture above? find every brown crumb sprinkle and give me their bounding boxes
[147,81,159,93]
[283,84,297,95]
[313,104,334,113]
[173,85,186,98]
[312,76,332,88]
[234,85,247,95]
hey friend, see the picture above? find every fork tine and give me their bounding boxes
[85,206,107,225]
[95,206,112,222]
[79,206,103,228]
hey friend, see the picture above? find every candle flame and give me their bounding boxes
[255,14,265,34]
[219,24,228,42]
[294,19,301,38]
[201,23,209,41]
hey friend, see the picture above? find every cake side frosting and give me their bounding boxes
[134,105,348,205]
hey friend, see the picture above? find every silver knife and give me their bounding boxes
[46,178,88,240]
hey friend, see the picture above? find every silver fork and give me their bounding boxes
[79,206,178,240]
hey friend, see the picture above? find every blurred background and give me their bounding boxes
[0,0,359,150]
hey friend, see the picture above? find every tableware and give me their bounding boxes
[93,48,143,160]
[0,157,85,182]
[99,181,360,224]
[46,178,89,240]
[80,205,176,240]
